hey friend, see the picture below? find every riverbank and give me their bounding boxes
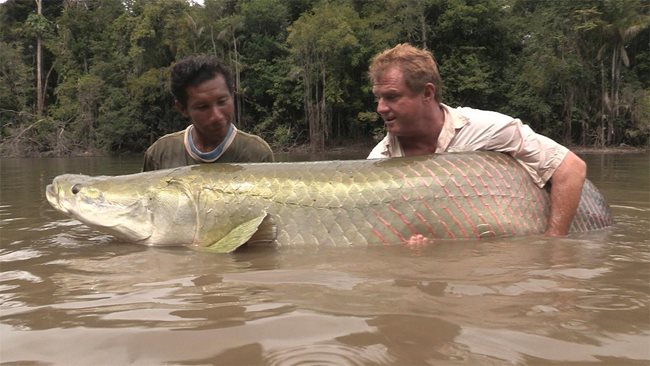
[271,142,650,162]
[569,145,648,154]
[1,141,646,159]
[276,142,649,157]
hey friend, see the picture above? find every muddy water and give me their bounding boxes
[1,152,648,365]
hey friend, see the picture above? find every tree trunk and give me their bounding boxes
[302,54,317,152]
[598,60,607,147]
[210,26,217,55]
[305,53,326,154]
[563,87,574,144]
[608,46,617,145]
[35,0,44,117]
[421,12,427,49]
[232,33,242,128]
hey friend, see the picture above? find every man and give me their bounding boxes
[142,55,274,171]
[368,43,586,237]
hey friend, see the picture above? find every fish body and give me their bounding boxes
[45,152,613,252]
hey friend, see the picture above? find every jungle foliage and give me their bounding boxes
[1,0,648,156]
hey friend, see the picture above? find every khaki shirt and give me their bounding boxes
[142,126,274,171]
[368,104,568,187]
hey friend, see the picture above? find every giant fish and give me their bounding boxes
[45,151,613,253]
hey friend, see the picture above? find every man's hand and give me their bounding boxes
[545,151,586,236]
[406,234,431,248]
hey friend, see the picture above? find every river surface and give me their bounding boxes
[1,152,648,365]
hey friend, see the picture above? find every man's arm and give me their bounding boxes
[545,151,586,236]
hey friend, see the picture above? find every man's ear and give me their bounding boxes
[174,100,189,117]
[423,83,436,102]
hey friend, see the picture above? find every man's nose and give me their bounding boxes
[376,98,389,114]
[209,105,225,120]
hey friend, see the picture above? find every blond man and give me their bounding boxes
[368,43,586,237]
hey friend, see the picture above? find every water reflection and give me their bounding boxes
[462,327,650,364]
[0,153,648,364]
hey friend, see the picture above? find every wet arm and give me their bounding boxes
[545,151,586,236]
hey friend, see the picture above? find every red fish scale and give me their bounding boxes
[49,151,613,249]
[196,151,612,246]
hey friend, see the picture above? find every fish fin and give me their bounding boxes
[247,215,277,244]
[205,212,269,253]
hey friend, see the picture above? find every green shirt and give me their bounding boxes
[142,127,274,171]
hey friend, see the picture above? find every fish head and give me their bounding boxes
[45,164,274,251]
[46,172,158,243]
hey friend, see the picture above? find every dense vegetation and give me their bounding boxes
[1,0,648,156]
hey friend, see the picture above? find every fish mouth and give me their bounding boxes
[45,181,153,242]
[45,184,63,211]
[46,182,73,215]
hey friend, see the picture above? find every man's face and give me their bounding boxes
[177,74,234,141]
[372,67,429,137]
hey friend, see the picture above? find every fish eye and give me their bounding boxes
[71,184,81,194]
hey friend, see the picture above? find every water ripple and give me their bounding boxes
[576,293,646,311]
[0,270,42,283]
[223,269,367,290]
[0,248,42,262]
[457,326,650,363]
[265,343,393,366]
[528,267,610,280]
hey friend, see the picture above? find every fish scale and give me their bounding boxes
[46,151,614,252]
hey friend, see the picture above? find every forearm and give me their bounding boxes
[545,151,586,236]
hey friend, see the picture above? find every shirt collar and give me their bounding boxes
[436,103,469,152]
[184,123,238,163]
[377,103,469,157]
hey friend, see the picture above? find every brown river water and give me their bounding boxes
[1,152,648,365]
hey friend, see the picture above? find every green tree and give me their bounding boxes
[570,0,650,146]
[238,0,301,143]
[288,0,362,152]
[432,0,519,109]
[47,0,125,152]
[0,41,33,144]
[596,0,650,145]
[2,0,648,156]
[506,1,595,144]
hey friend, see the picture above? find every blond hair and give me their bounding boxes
[368,43,443,102]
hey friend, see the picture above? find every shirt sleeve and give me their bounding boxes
[367,134,399,159]
[486,118,568,187]
[248,136,275,162]
[367,141,386,159]
[261,147,275,162]
[142,148,156,172]
[447,107,568,187]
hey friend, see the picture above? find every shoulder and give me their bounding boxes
[367,134,392,159]
[229,130,274,162]
[235,130,272,152]
[146,130,185,153]
[143,130,188,171]
[453,106,514,125]
[449,106,520,140]
[236,130,271,146]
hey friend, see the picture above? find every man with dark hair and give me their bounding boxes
[368,44,586,238]
[142,55,274,171]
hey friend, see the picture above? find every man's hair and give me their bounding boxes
[170,55,234,107]
[368,43,443,102]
